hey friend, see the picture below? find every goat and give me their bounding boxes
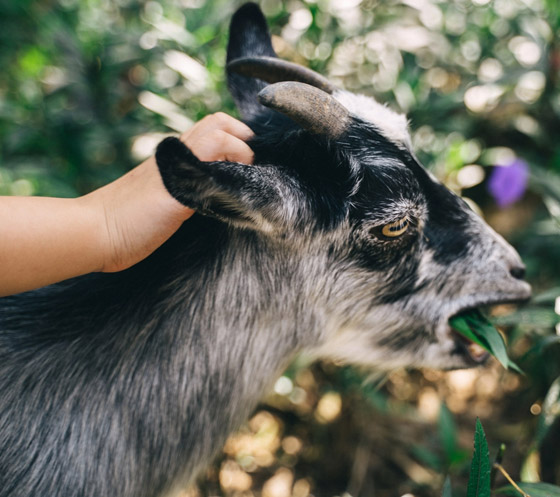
[0,3,531,497]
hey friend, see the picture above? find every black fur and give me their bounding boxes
[226,3,277,119]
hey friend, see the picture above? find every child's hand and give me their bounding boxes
[0,113,254,297]
[90,112,254,273]
[179,112,254,163]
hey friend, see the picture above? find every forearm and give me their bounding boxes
[0,157,192,297]
[0,195,104,297]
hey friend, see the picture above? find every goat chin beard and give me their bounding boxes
[310,334,438,371]
[309,319,484,371]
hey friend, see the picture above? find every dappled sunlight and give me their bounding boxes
[138,91,194,131]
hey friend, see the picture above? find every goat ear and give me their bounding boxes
[226,3,277,119]
[155,137,299,232]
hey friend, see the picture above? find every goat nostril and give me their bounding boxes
[510,265,526,280]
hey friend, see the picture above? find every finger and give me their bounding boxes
[221,135,255,164]
[192,131,254,164]
[209,112,254,142]
[181,112,253,145]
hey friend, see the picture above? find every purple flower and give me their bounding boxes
[487,158,529,207]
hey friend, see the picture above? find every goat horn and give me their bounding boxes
[227,56,336,94]
[258,81,350,138]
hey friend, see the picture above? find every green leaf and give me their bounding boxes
[464,312,511,368]
[520,448,541,483]
[438,403,468,465]
[410,444,442,471]
[490,443,506,488]
[532,287,560,304]
[18,46,48,77]
[495,482,560,496]
[442,476,453,497]
[449,310,523,372]
[536,376,560,446]
[466,419,491,497]
[439,404,457,462]
[493,308,560,329]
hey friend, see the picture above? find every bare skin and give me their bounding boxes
[0,112,254,297]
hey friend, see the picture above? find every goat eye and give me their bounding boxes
[381,217,409,238]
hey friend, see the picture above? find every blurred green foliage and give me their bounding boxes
[1,0,559,495]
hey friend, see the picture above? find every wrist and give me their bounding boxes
[75,192,110,274]
[83,157,194,274]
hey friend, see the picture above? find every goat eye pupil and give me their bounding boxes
[381,217,409,238]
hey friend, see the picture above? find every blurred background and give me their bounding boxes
[0,0,559,495]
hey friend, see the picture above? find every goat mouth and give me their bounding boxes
[446,296,529,365]
[451,328,490,364]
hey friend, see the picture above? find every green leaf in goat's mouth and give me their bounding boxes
[449,309,523,373]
